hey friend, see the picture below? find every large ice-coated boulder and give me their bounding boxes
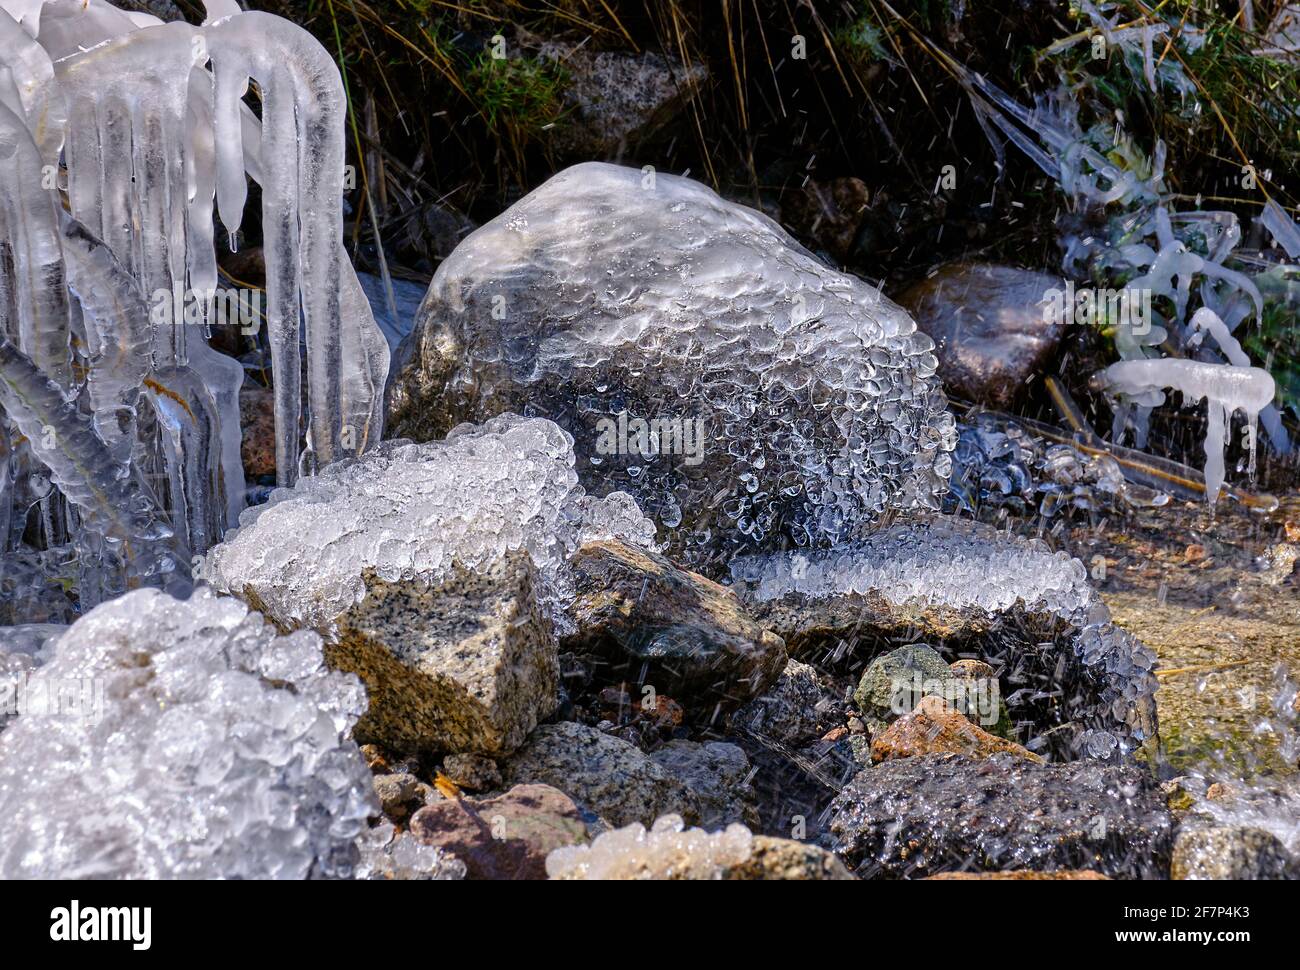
[0,587,377,879]
[387,162,956,572]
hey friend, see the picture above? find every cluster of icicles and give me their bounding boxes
[0,0,388,613]
[951,5,1290,505]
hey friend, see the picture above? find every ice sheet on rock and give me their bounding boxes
[0,586,377,878]
[389,162,955,572]
[731,516,1093,620]
[205,414,658,631]
[0,622,61,730]
[730,516,1160,755]
[546,813,753,880]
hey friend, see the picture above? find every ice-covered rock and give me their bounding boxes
[0,622,60,731]
[387,162,956,573]
[205,414,657,633]
[0,587,377,879]
[733,516,1093,619]
[730,516,1159,759]
[827,753,1173,879]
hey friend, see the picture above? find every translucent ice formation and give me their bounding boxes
[730,516,1159,757]
[205,414,658,632]
[1093,355,1275,504]
[388,162,956,573]
[0,586,378,879]
[0,621,59,731]
[0,2,390,619]
[355,823,466,881]
[546,814,754,880]
[732,516,1093,621]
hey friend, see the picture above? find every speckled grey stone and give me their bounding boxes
[852,644,953,735]
[502,722,699,827]
[441,753,503,792]
[1171,826,1300,880]
[648,739,758,828]
[332,552,558,757]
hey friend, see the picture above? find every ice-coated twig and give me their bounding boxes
[0,337,188,590]
[1093,356,1275,504]
[0,100,69,387]
[58,216,149,464]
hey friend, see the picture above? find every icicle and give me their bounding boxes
[0,99,70,387]
[58,216,149,464]
[0,7,64,167]
[183,67,244,526]
[144,364,223,556]
[54,21,204,366]
[208,12,388,479]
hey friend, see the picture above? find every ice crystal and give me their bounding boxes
[205,414,657,632]
[546,814,753,880]
[0,586,377,879]
[388,161,956,573]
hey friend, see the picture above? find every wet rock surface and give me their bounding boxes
[897,262,1067,409]
[648,739,758,828]
[730,659,845,747]
[870,695,1043,763]
[1171,825,1299,880]
[826,753,1174,879]
[852,644,955,735]
[563,539,786,716]
[502,721,699,827]
[409,783,590,880]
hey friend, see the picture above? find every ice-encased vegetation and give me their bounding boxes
[206,413,658,632]
[0,586,378,879]
[952,24,1291,499]
[0,0,388,615]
